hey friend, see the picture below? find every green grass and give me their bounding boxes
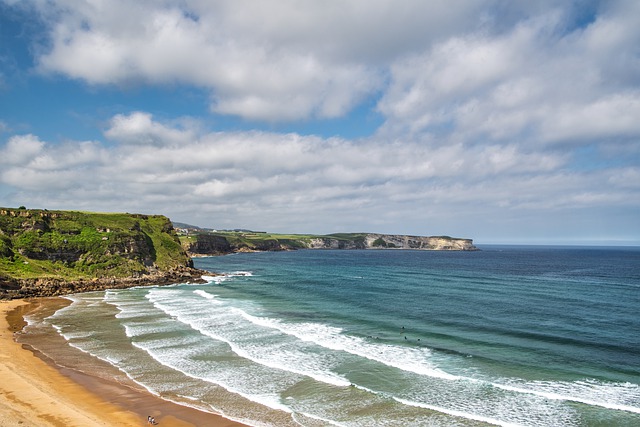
[202,231,318,249]
[0,208,191,280]
[180,230,374,253]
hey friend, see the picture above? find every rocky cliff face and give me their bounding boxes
[363,234,476,250]
[306,234,476,250]
[184,232,477,255]
[186,234,232,255]
[306,237,366,249]
[0,208,205,299]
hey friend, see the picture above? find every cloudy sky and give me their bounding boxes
[1,0,639,245]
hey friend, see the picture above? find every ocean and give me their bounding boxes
[20,246,640,426]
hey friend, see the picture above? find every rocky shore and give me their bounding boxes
[0,208,214,300]
[0,266,210,300]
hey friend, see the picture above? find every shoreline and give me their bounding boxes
[1,298,247,427]
[0,267,211,300]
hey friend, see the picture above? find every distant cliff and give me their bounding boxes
[307,234,477,251]
[0,208,206,299]
[182,231,477,256]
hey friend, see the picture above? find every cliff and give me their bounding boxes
[311,234,476,251]
[182,231,477,256]
[0,208,206,299]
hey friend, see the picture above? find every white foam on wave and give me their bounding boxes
[43,291,279,425]
[46,296,103,344]
[22,313,39,327]
[49,295,511,426]
[236,310,458,381]
[40,304,264,426]
[106,292,167,321]
[50,322,72,342]
[235,307,640,416]
[395,397,520,427]
[176,312,345,386]
[114,305,160,319]
[49,324,101,362]
[56,329,95,340]
[55,325,128,367]
[229,271,254,277]
[61,338,138,385]
[146,287,456,385]
[203,271,254,285]
[193,289,223,304]
[145,290,351,388]
[49,305,253,426]
[291,411,347,427]
[493,378,640,415]
[46,319,154,399]
[45,295,83,321]
[129,339,293,414]
[121,320,179,338]
[111,287,640,425]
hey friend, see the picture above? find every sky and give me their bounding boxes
[0,0,639,245]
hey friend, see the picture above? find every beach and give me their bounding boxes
[2,247,638,426]
[1,299,246,427]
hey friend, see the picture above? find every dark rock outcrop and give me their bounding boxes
[186,234,232,255]
[0,267,210,299]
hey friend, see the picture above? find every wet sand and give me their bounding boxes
[1,299,247,427]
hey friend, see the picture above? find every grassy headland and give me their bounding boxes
[0,208,201,298]
[1,208,476,298]
[177,227,476,255]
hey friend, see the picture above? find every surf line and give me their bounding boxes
[489,381,640,415]
[395,397,520,427]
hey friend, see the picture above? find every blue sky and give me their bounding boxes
[1,0,639,245]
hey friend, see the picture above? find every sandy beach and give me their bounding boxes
[1,299,247,427]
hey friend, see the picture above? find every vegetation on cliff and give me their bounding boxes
[179,229,477,255]
[0,208,476,298]
[0,208,201,298]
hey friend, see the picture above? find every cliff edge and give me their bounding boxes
[182,230,477,255]
[0,208,206,299]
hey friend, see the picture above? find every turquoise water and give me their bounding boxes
[30,247,640,426]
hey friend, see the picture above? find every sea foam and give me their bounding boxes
[145,289,352,388]
[236,309,458,381]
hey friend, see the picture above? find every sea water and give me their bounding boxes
[24,246,640,426]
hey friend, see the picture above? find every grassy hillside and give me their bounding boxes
[0,208,192,280]
[179,230,371,254]
[210,231,322,250]
[179,229,476,254]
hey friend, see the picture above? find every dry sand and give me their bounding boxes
[1,299,247,427]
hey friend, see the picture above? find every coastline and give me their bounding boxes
[1,298,247,427]
[0,267,210,299]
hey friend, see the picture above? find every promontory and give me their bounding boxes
[0,208,206,299]
[1,207,477,299]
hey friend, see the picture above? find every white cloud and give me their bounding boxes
[12,0,638,132]
[0,134,105,191]
[0,134,45,165]
[539,93,640,143]
[377,2,640,148]
[2,1,639,242]
[30,0,398,121]
[29,0,580,123]
[105,112,197,146]
[2,112,637,240]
